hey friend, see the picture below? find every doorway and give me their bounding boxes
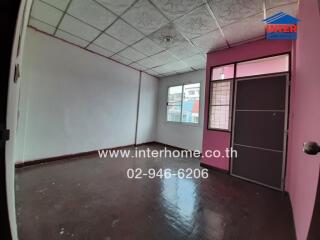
[231,73,289,190]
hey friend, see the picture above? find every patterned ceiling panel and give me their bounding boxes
[148,24,186,49]
[118,47,146,62]
[56,29,89,47]
[87,44,114,57]
[167,42,201,59]
[41,0,70,11]
[136,50,178,69]
[67,0,117,30]
[93,33,127,53]
[222,13,265,45]
[32,0,63,26]
[131,38,164,56]
[29,17,56,34]
[150,0,203,20]
[266,0,298,9]
[105,19,144,45]
[121,0,169,35]
[59,15,100,41]
[208,0,263,27]
[267,2,298,17]
[95,0,136,15]
[129,62,148,71]
[111,54,133,65]
[174,4,218,39]
[191,30,227,53]
[182,54,206,69]
[29,0,298,77]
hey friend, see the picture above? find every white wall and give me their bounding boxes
[136,73,158,144]
[16,28,158,162]
[156,70,205,151]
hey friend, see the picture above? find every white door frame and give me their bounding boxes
[6,0,33,239]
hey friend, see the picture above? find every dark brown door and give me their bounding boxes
[231,74,288,190]
[307,170,320,240]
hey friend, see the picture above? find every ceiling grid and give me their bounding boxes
[29,0,299,77]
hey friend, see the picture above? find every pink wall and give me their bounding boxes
[201,2,320,239]
[202,39,291,170]
[285,1,320,239]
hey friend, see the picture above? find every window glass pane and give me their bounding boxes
[168,85,182,103]
[236,54,289,78]
[167,85,182,122]
[210,81,231,105]
[209,80,232,130]
[211,64,234,80]
[209,106,230,130]
[167,105,181,122]
[182,83,200,124]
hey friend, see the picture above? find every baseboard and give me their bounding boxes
[200,162,229,174]
[155,141,200,153]
[15,141,156,168]
[134,141,157,146]
[15,141,204,168]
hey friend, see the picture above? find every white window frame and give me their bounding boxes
[166,83,201,126]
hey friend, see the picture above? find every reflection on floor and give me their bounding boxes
[15,143,295,240]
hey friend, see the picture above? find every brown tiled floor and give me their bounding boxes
[15,143,295,240]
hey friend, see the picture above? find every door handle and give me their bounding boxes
[303,142,320,155]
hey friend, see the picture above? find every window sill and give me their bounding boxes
[166,121,200,127]
[207,128,231,133]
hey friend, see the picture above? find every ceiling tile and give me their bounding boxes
[138,52,180,69]
[59,15,100,41]
[175,68,194,74]
[150,0,203,20]
[266,0,297,9]
[167,42,201,59]
[182,54,206,69]
[149,24,187,49]
[174,5,218,39]
[208,0,263,26]
[56,30,89,47]
[152,64,176,74]
[267,2,298,17]
[222,13,265,45]
[67,0,117,30]
[87,44,114,57]
[136,57,160,69]
[94,33,127,52]
[191,29,227,53]
[130,62,148,71]
[144,68,159,76]
[165,60,189,71]
[161,71,179,77]
[118,47,146,62]
[121,0,169,35]
[31,0,63,26]
[95,0,136,16]
[105,19,144,45]
[29,17,56,34]
[147,50,178,66]
[111,54,133,65]
[41,0,70,11]
[132,38,164,56]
